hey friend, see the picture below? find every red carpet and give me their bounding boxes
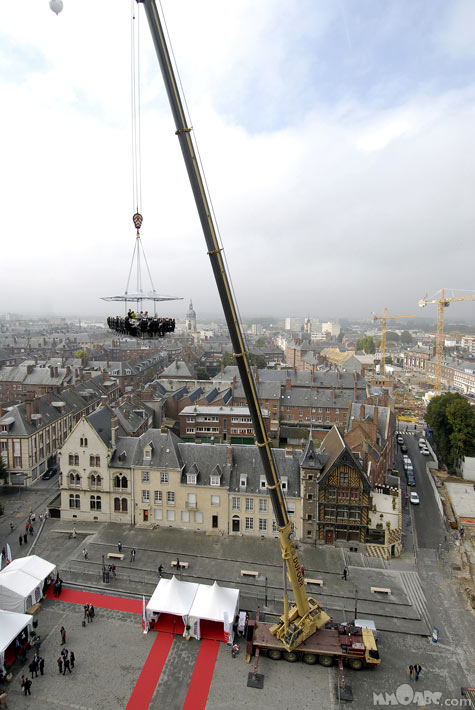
[46,586,142,614]
[182,639,220,710]
[126,632,174,710]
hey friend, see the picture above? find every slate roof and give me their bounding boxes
[280,389,360,408]
[349,403,391,445]
[87,406,129,447]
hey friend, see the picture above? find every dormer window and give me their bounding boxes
[281,476,288,492]
[210,475,220,486]
[239,475,247,489]
[144,449,151,460]
[260,476,266,489]
[187,473,197,485]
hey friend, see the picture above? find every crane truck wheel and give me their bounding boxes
[348,657,363,671]
[303,653,318,665]
[267,649,283,661]
[318,655,333,667]
[283,651,298,663]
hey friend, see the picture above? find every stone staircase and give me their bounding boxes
[400,570,432,634]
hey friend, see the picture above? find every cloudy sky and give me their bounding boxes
[1,0,474,323]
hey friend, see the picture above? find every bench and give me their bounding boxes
[371,586,391,595]
[171,561,189,569]
[240,570,259,578]
[305,578,323,586]
[107,553,124,560]
[27,603,42,616]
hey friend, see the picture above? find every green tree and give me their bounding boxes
[221,352,266,369]
[195,367,210,381]
[400,331,413,345]
[425,392,475,471]
[75,349,88,359]
[355,336,376,354]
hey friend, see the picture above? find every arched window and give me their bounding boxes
[90,495,101,511]
[90,455,100,467]
[114,497,121,512]
[80,437,88,447]
[114,475,128,489]
[69,472,81,487]
[69,494,80,509]
[121,498,128,512]
[91,474,102,489]
[121,476,128,489]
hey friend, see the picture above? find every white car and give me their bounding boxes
[418,438,426,448]
[421,448,430,456]
[410,492,420,504]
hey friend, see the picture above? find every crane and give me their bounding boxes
[419,289,475,394]
[135,0,330,651]
[372,308,416,376]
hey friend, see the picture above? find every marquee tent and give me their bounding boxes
[6,555,56,583]
[146,576,199,619]
[0,609,33,672]
[0,569,43,613]
[188,581,239,624]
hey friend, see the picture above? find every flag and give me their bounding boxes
[142,596,149,634]
[5,544,12,564]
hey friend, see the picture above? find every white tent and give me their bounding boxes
[0,569,43,613]
[0,609,33,672]
[146,576,199,619]
[6,555,56,583]
[188,581,239,623]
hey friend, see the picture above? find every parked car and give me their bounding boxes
[410,492,420,504]
[407,476,416,487]
[42,467,58,480]
[418,438,426,448]
[421,448,430,456]
[401,444,408,453]
[397,436,404,444]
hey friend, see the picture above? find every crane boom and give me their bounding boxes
[372,308,416,376]
[137,0,329,650]
[419,289,475,393]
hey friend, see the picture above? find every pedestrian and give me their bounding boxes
[414,663,422,681]
[63,655,71,674]
[25,522,29,532]
[61,648,68,659]
[29,524,34,535]
[70,651,75,669]
[83,548,88,560]
[57,655,63,674]
[158,564,163,578]
[39,657,45,676]
[88,603,95,622]
[118,541,122,553]
[111,564,116,578]
[23,533,28,545]
[460,527,465,539]
[176,557,180,572]
[408,664,414,680]
[342,567,348,581]
[130,548,136,562]
[60,626,66,645]
[19,534,23,547]
[57,578,63,596]
[300,565,305,577]
[29,658,38,678]
[84,603,89,620]
[35,635,41,653]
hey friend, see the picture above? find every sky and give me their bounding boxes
[1,0,475,324]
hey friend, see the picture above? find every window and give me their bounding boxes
[245,498,254,512]
[69,494,80,509]
[350,488,360,501]
[167,491,175,505]
[211,495,220,506]
[69,454,79,466]
[272,521,278,533]
[259,518,267,532]
[114,497,120,512]
[325,506,336,519]
[245,517,254,530]
[91,474,102,488]
[308,474,313,481]
[287,502,295,514]
[181,510,190,522]
[194,511,203,523]
[69,472,81,486]
[144,449,151,460]
[160,472,168,484]
[210,475,220,486]
[187,473,197,485]
[307,493,313,501]
[239,475,247,488]
[259,499,267,513]
[114,475,128,489]
[328,487,337,500]
[154,490,162,505]
[339,471,349,485]
[142,490,150,503]
[80,437,88,447]
[121,498,128,512]
[232,497,240,511]
[154,509,163,521]
[89,455,100,467]
[142,471,150,483]
[90,495,101,511]
[260,476,266,489]
[349,509,359,520]
[339,488,350,500]
[281,477,288,491]
[167,510,175,521]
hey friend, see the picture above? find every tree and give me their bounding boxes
[75,349,88,359]
[425,393,475,471]
[195,367,210,381]
[220,352,267,369]
[400,331,413,345]
[355,336,376,354]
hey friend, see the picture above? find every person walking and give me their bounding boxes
[23,532,28,545]
[70,651,75,669]
[84,603,89,620]
[63,654,71,675]
[342,567,348,581]
[118,541,122,553]
[408,664,414,680]
[130,548,136,562]
[176,557,180,572]
[29,658,38,678]
[60,626,66,645]
[414,663,422,681]
[21,675,32,696]
[88,604,95,622]
[39,657,45,676]
[34,635,41,653]
[158,564,163,578]
[83,548,88,560]
[19,534,23,547]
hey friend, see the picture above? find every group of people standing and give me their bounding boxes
[57,647,75,675]
[83,603,95,623]
[408,663,422,681]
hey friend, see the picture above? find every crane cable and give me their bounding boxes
[131,0,143,223]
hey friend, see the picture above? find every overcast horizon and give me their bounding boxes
[1,1,474,323]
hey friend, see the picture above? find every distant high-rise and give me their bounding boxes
[284,317,302,331]
[185,299,197,333]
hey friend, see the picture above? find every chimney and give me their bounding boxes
[374,406,379,425]
[26,364,34,375]
[353,381,357,400]
[49,366,54,378]
[101,395,107,407]
[285,377,291,391]
[332,387,336,403]
[227,444,233,466]
[54,366,59,377]
[25,401,32,421]
[111,415,119,447]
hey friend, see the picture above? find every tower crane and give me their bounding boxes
[419,289,475,394]
[372,308,416,376]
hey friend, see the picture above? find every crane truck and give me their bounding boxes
[137,0,380,669]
